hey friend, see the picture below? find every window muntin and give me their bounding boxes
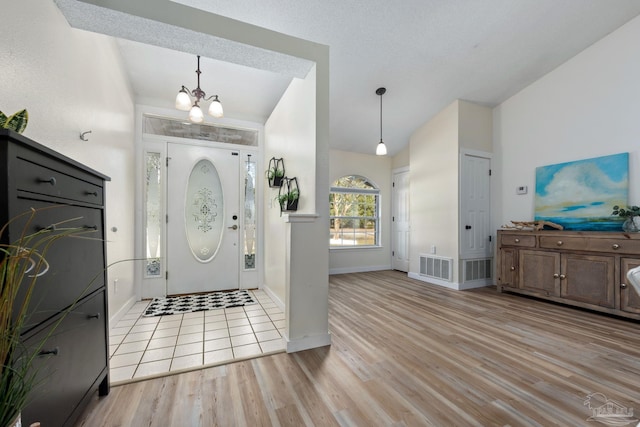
[330,175,380,247]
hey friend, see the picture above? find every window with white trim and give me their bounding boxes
[330,175,380,247]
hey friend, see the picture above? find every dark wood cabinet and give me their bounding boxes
[0,129,110,427]
[497,229,640,320]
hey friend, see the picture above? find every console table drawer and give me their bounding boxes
[587,238,640,254]
[14,158,103,205]
[539,236,587,251]
[499,233,536,247]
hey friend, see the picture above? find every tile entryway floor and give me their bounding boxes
[107,289,285,384]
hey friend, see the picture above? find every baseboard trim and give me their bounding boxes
[329,265,391,275]
[262,285,285,311]
[109,295,138,328]
[408,272,492,290]
[285,332,332,353]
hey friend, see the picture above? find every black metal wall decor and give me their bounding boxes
[277,177,299,213]
[266,157,285,187]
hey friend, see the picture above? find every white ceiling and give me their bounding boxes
[63,1,640,156]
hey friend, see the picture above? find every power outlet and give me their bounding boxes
[516,185,528,195]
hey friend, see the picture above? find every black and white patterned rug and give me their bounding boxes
[143,290,257,317]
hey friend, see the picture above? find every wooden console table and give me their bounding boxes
[497,229,640,320]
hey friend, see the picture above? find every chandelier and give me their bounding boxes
[175,55,224,123]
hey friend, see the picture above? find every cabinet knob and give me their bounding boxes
[85,190,98,197]
[510,266,515,271]
[612,244,620,250]
[559,274,566,280]
[38,177,57,186]
[621,283,628,289]
[88,313,101,319]
[557,240,563,246]
[553,273,559,279]
[514,238,520,243]
[83,225,99,231]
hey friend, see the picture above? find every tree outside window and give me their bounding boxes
[330,175,380,247]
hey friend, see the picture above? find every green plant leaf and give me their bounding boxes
[3,109,28,133]
[0,111,7,128]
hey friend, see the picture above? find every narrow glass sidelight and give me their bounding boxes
[186,159,224,262]
[244,155,256,269]
[145,152,162,277]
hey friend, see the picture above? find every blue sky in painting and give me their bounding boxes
[535,153,628,220]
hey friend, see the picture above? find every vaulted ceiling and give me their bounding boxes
[57,1,640,156]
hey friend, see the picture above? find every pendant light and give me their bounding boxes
[175,55,224,123]
[375,87,388,156]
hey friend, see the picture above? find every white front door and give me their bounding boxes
[166,142,240,295]
[392,169,410,272]
[460,153,491,259]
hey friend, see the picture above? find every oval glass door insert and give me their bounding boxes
[185,158,224,262]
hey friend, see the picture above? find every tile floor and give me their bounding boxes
[108,289,286,384]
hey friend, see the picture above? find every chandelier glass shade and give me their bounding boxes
[175,55,224,123]
[375,87,388,156]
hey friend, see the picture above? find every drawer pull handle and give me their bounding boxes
[559,274,566,280]
[88,313,101,319]
[84,225,99,231]
[38,177,57,186]
[621,283,628,289]
[553,273,559,279]
[510,266,515,271]
[557,241,563,246]
[38,347,59,356]
[612,244,620,250]
[86,190,98,197]
[514,238,520,243]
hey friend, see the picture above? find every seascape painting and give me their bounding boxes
[535,153,628,231]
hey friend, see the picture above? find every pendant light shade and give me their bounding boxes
[375,87,388,156]
[175,55,224,122]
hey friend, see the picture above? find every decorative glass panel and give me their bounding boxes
[145,153,162,276]
[143,115,258,146]
[186,159,224,262]
[244,155,256,269]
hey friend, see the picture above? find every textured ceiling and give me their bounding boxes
[57,0,640,155]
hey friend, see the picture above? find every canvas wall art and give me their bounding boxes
[535,152,629,231]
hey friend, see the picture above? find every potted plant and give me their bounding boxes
[612,205,640,232]
[265,157,285,188]
[1,209,92,427]
[0,109,29,134]
[276,188,299,212]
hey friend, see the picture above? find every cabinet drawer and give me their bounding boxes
[588,237,640,254]
[11,200,106,331]
[20,291,108,427]
[14,157,103,205]
[500,233,536,247]
[539,236,588,251]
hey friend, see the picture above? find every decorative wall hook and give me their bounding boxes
[79,130,92,141]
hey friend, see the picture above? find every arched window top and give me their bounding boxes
[331,175,378,191]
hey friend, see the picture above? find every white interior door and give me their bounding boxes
[460,153,491,259]
[167,143,240,295]
[392,169,410,272]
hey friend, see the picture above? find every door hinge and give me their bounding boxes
[232,152,239,156]
[392,250,395,256]
[166,271,168,280]
[393,182,395,187]
[392,216,395,222]
[489,169,492,176]
[489,235,492,242]
[166,157,170,167]
[166,214,169,223]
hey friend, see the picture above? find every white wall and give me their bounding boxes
[409,101,460,279]
[392,145,410,169]
[493,14,640,233]
[329,149,392,274]
[0,1,137,320]
[264,67,317,303]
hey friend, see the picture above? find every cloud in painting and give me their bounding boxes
[535,158,628,218]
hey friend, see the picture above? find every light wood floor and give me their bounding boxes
[76,270,640,426]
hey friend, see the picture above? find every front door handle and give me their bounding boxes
[228,225,238,230]
[465,225,472,230]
